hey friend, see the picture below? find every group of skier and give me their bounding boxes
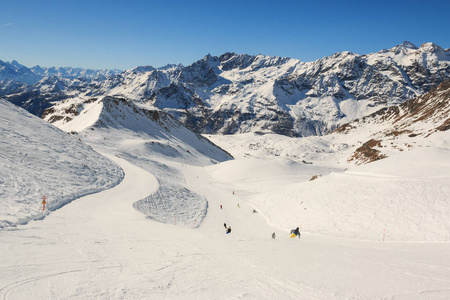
[222,217,299,239]
[271,227,300,239]
[221,191,300,239]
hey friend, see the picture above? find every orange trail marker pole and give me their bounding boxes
[42,195,47,211]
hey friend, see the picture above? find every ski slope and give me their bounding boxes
[1,99,450,299]
[1,151,450,299]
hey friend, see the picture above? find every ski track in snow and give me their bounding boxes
[1,154,450,299]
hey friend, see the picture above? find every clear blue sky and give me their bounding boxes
[1,0,449,70]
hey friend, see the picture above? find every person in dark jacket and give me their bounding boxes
[293,227,300,238]
[226,226,232,234]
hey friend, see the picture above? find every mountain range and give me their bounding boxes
[1,41,449,137]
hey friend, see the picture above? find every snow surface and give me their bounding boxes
[207,133,450,241]
[0,100,123,228]
[1,98,450,299]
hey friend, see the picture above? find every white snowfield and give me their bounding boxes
[1,153,450,300]
[1,100,450,299]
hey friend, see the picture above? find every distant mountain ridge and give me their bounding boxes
[1,41,449,136]
[0,59,120,84]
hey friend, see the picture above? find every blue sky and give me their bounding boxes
[1,0,449,70]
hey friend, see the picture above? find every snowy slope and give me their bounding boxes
[43,95,232,227]
[0,99,123,228]
[252,148,450,241]
[206,135,450,241]
[2,152,449,299]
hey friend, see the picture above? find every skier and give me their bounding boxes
[226,226,232,234]
[290,227,300,239]
[237,203,240,208]
[220,205,223,209]
[272,232,276,239]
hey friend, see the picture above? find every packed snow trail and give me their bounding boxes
[1,156,450,299]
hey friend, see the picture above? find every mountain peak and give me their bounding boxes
[130,65,156,73]
[202,53,220,64]
[159,63,182,70]
[10,60,25,69]
[419,42,445,53]
[397,41,418,50]
[218,52,237,62]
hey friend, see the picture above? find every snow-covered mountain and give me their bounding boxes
[2,41,449,137]
[0,59,121,115]
[0,99,124,228]
[0,60,120,116]
[335,80,450,164]
[42,95,233,226]
[206,80,450,168]
[0,59,120,86]
[30,65,120,79]
[0,60,41,85]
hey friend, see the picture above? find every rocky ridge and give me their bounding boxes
[335,80,450,164]
[2,42,449,137]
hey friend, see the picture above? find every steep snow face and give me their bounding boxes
[42,97,104,132]
[43,96,233,164]
[43,96,233,227]
[0,100,124,228]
